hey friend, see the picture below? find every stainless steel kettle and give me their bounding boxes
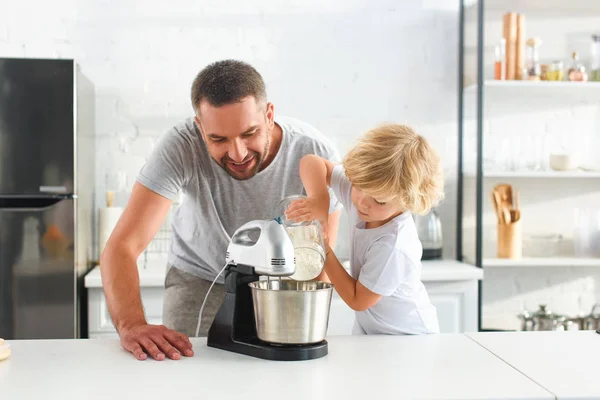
[413,209,443,260]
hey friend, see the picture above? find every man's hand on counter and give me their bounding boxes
[119,323,194,361]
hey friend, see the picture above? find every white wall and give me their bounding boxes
[1,1,459,261]
[462,4,600,330]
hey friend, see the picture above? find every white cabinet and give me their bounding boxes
[86,261,482,338]
[87,286,164,339]
[427,280,479,333]
[325,281,479,335]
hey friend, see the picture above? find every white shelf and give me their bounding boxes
[465,171,600,178]
[464,0,600,14]
[464,80,600,94]
[483,257,600,268]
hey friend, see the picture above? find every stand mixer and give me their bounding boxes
[207,219,329,361]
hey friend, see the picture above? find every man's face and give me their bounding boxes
[195,96,274,180]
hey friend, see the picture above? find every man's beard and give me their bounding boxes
[221,128,270,181]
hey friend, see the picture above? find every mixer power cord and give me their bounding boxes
[194,263,229,338]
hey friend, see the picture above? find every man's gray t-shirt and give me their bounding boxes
[137,116,341,283]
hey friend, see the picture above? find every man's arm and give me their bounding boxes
[100,182,193,361]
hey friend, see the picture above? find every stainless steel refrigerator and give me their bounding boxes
[0,58,95,339]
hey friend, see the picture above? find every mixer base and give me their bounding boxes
[209,337,328,361]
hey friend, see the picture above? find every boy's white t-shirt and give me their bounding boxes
[330,165,440,335]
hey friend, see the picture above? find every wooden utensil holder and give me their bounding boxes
[497,220,522,259]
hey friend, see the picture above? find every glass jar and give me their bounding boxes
[545,61,564,81]
[277,195,326,281]
[525,37,542,81]
[568,51,588,82]
[591,34,600,82]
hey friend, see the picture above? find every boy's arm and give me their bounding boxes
[285,155,336,227]
[299,154,335,197]
[323,245,382,312]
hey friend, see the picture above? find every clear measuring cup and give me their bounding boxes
[277,195,326,281]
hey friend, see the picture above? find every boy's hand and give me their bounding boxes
[285,197,329,231]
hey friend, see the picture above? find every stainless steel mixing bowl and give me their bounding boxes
[248,280,334,344]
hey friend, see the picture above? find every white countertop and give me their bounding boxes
[84,259,483,288]
[0,334,551,400]
[467,331,600,400]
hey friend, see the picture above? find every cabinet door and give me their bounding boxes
[425,280,478,333]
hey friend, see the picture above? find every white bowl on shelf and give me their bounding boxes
[549,153,578,171]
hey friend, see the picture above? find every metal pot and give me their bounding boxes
[249,280,333,344]
[583,304,600,330]
[516,310,533,331]
[517,305,566,331]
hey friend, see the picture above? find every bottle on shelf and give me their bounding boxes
[494,38,506,80]
[567,51,588,82]
[591,34,600,82]
[545,61,564,81]
[525,37,542,81]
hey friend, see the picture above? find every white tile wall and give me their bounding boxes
[462,5,600,329]
[1,1,459,261]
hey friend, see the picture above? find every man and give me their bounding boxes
[100,60,342,361]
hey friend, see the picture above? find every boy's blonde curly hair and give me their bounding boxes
[343,124,444,216]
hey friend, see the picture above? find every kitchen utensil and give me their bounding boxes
[249,280,333,344]
[566,316,586,331]
[516,310,533,331]
[583,304,600,331]
[492,184,519,225]
[497,219,522,258]
[491,192,501,224]
[492,190,505,223]
[207,219,329,361]
[517,305,566,331]
[413,209,443,260]
[494,184,513,213]
[503,207,512,225]
[278,195,326,280]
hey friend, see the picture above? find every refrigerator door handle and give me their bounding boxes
[0,194,77,211]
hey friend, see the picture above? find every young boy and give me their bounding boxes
[285,124,444,335]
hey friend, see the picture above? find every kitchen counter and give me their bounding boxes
[84,259,483,288]
[467,331,600,400]
[0,334,552,400]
